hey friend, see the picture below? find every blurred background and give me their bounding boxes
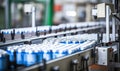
[0,0,119,29]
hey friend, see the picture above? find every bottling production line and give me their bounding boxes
[0,22,103,71]
[0,1,120,71]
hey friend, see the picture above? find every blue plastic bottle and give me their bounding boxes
[23,49,37,66]
[46,50,53,60]
[37,50,44,63]
[0,50,9,71]
[7,47,15,62]
[16,48,24,65]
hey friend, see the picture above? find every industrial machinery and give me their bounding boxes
[89,0,120,71]
[0,0,120,71]
[0,13,119,71]
[0,22,102,71]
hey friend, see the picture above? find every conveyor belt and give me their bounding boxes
[18,48,93,71]
[0,26,102,47]
[3,34,97,71]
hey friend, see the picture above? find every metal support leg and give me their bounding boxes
[112,18,116,41]
[32,6,36,27]
[106,5,110,43]
[112,0,116,41]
